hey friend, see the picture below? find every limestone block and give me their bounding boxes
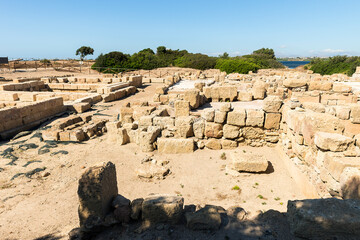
[139,126,161,152]
[78,162,118,227]
[183,89,201,109]
[303,102,325,113]
[340,167,360,200]
[323,154,360,181]
[139,116,153,128]
[227,109,246,126]
[230,152,268,173]
[142,195,184,225]
[205,138,222,150]
[175,116,194,138]
[333,83,352,93]
[153,117,174,129]
[70,129,86,142]
[335,106,350,120]
[283,78,307,88]
[287,199,360,239]
[223,124,240,139]
[350,105,360,124]
[308,81,333,91]
[263,96,282,113]
[174,100,190,117]
[221,139,238,149]
[185,205,221,230]
[201,108,215,122]
[237,92,253,101]
[314,132,353,152]
[246,109,264,127]
[72,102,91,113]
[193,118,205,139]
[219,102,231,112]
[204,122,223,138]
[264,113,281,130]
[214,111,227,124]
[157,138,194,154]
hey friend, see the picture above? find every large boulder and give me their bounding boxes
[283,78,307,88]
[174,100,190,117]
[314,132,353,152]
[287,198,360,239]
[142,195,184,225]
[183,89,201,109]
[175,116,194,138]
[77,162,118,228]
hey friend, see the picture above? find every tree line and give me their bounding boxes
[89,47,285,74]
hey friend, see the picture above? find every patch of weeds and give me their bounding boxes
[274,197,280,201]
[243,200,246,203]
[220,152,226,160]
[262,202,267,205]
[23,160,42,167]
[242,150,246,153]
[255,182,259,186]
[180,184,184,188]
[257,195,264,199]
[280,202,284,205]
[232,185,241,191]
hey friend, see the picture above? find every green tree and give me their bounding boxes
[252,48,275,59]
[76,46,94,61]
[219,52,229,59]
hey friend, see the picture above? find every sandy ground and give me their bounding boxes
[0,70,305,240]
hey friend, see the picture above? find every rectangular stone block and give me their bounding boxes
[157,138,194,154]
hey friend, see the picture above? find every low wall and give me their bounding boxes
[0,97,65,139]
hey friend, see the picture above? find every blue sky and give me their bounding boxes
[1,0,360,59]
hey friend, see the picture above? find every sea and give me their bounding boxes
[279,61,310,69]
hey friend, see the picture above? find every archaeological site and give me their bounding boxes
[1,65,360,239]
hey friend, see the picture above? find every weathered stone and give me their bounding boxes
[303,102,325,113]
[185,205,221,230]
[204,122,223,138]
[175,116,194,138]
[246,109,264,127]
[340,167,360,200]
[139,116,153,128]
[227,109,246,126]
[205,138,222,150]
[323,153,360,181]
[142,195,184,224]
[287,198,360,239]
[214,111,227,124]
[153,116,174,129]
[335,106,351,120]
[264,113,281,130]
[136,163,170,179]
[183,89,201,109]
[174,100,190,117]
[226,206,247,221]
[308,81,333,91]
[223,124,240,139]
[242,127,264,139]
[230,152,268,173]
[314,132,353,152]
[283,78,307,88]
[252,81,266,100]
[193,118,205,138]
[112,195,131,223]
[201,108,215,122]
[351,105,360,124]
[219,102,231,112]
[130,198,144,220]
[221,139,238,149]
[263,96,282,113]
[157,138,194,154]
[108,128,129,145]
[78,162,118,227]
[237,92,253,101]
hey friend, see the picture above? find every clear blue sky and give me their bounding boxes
[1,0,360,59]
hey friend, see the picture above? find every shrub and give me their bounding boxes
[309,56,360,76]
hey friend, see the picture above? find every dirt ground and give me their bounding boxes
[0,70,305,240]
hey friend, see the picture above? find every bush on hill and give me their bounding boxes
[308,56,360,76]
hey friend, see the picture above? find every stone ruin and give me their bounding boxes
[1,67,360,239]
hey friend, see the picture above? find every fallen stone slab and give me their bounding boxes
[142,195,184,225]
[287,198,360,239]
[230,152,269,173]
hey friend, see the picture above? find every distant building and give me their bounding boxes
[0,57,9,64]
